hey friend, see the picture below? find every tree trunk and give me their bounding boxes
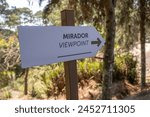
[24,68,29,95]
[102,0,115,100]
[140,0,146,89]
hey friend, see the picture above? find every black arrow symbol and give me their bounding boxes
[91,38,101,47]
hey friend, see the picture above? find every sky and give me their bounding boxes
[6,0,48,13]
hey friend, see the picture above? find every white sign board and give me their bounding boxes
[18,26,105,68]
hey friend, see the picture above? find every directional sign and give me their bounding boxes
[18,26,105,68]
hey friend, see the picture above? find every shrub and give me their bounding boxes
[0,71,15,88]
[78,58,103,83]
[0,88,12,100]
[113,53,138,84]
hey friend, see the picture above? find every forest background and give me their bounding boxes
[0,0,150,100]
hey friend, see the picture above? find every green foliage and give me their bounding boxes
[0,71,15,88]
[24,59,103,99]
[42,0,105,32]
[124,54,137,84]
[27,64,64,98]
[113,53,138,84]
[78,59,103,82]
[0,36,20,72]
[12,77,24,91]
[31,80,47,99]
[0,88,11,100]
[0,0,9,14]
[115,0,139,50]
[2,7,33,28]
[0,52,138,99]
[0,29,15,39]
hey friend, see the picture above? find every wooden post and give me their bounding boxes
[61,10,78,100]
[24,68,29,95]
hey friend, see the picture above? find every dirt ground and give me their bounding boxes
[124,85,150,100]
